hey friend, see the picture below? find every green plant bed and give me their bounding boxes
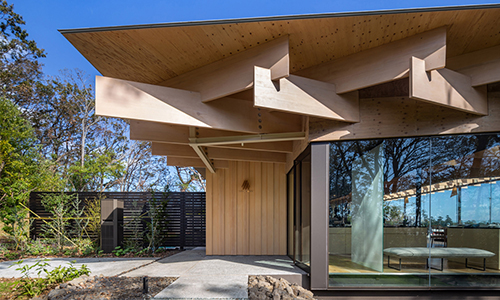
[1,236,183,263]
[0,238,98,262]
[5,259,90,298]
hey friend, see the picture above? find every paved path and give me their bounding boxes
[125,247,306,299]
[0,248,306,299]
[0,257,156,278]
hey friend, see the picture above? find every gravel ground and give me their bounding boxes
[32,276,177,300]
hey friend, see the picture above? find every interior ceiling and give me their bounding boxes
[62,7,500,86]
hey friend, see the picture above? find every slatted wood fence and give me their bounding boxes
[29,192,206,248]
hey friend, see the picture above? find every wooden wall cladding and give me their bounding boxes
[309,91,500,142]
[205,161,287,255]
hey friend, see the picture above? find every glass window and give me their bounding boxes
[289,147,311,272]
[327,133,500,288]
[287,170,294,259]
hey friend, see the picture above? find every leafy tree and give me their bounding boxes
[118,140,173,192]
[0,0,45,107]
[175,167,206,192]
[0,97,59,249]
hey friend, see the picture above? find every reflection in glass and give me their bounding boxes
[287,171,294,259]
[290,149,311,271]
[300,154,311,266]
[328,133,500,288]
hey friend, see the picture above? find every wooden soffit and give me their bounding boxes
[61,6,500,86]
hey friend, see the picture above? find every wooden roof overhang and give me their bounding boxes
[61,4,500,172]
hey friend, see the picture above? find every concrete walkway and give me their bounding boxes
[125,247,306,299]
[0,248,307,299]
[0,257,156,278]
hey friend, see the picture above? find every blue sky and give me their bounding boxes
[14,0,500,79]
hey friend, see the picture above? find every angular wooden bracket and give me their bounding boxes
[254,66,359,122]
[410,56,488,115]
[159,36,289,102]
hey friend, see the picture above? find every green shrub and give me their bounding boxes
[112,246,133,257]
[25,239,57,256]
[40,193,74,251]
[11,259,90,297]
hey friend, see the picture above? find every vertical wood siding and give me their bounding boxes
[205,161,287,255]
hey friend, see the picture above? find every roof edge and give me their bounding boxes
[58,3,500,34]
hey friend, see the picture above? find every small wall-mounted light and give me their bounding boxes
[241,180,250,192]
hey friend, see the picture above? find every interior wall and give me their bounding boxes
[205,161,287,255]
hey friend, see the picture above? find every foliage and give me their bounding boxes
[422,214,455,228]
[0,0,45,107]
[70,194,90,238]
[118,140,174,192]
[112,246,133,257]
[0,97,59,249]
[83,196,101,245]
[24,239,58,256]
[0,1,189,250]
[384,202,403,225]
[145,190,170,250]
[11,259,90,298]
[0,278,22,300]
[40,192,74,251]
[175,167,206,192]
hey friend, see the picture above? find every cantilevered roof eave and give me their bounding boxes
[58,3,500,34]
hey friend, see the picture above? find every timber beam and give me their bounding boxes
[129,120,295,153]
[188,131,305,146]
[159,36,289,102]
[410,56,488,115]
[165,157,229,169]
[96,76,302,134]
[447,45,500,87]
[152,142,287,164]
[296,26,447,93]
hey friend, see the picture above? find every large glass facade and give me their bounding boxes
[328,133,500,287]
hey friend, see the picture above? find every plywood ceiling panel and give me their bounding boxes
[62,8,500,85]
